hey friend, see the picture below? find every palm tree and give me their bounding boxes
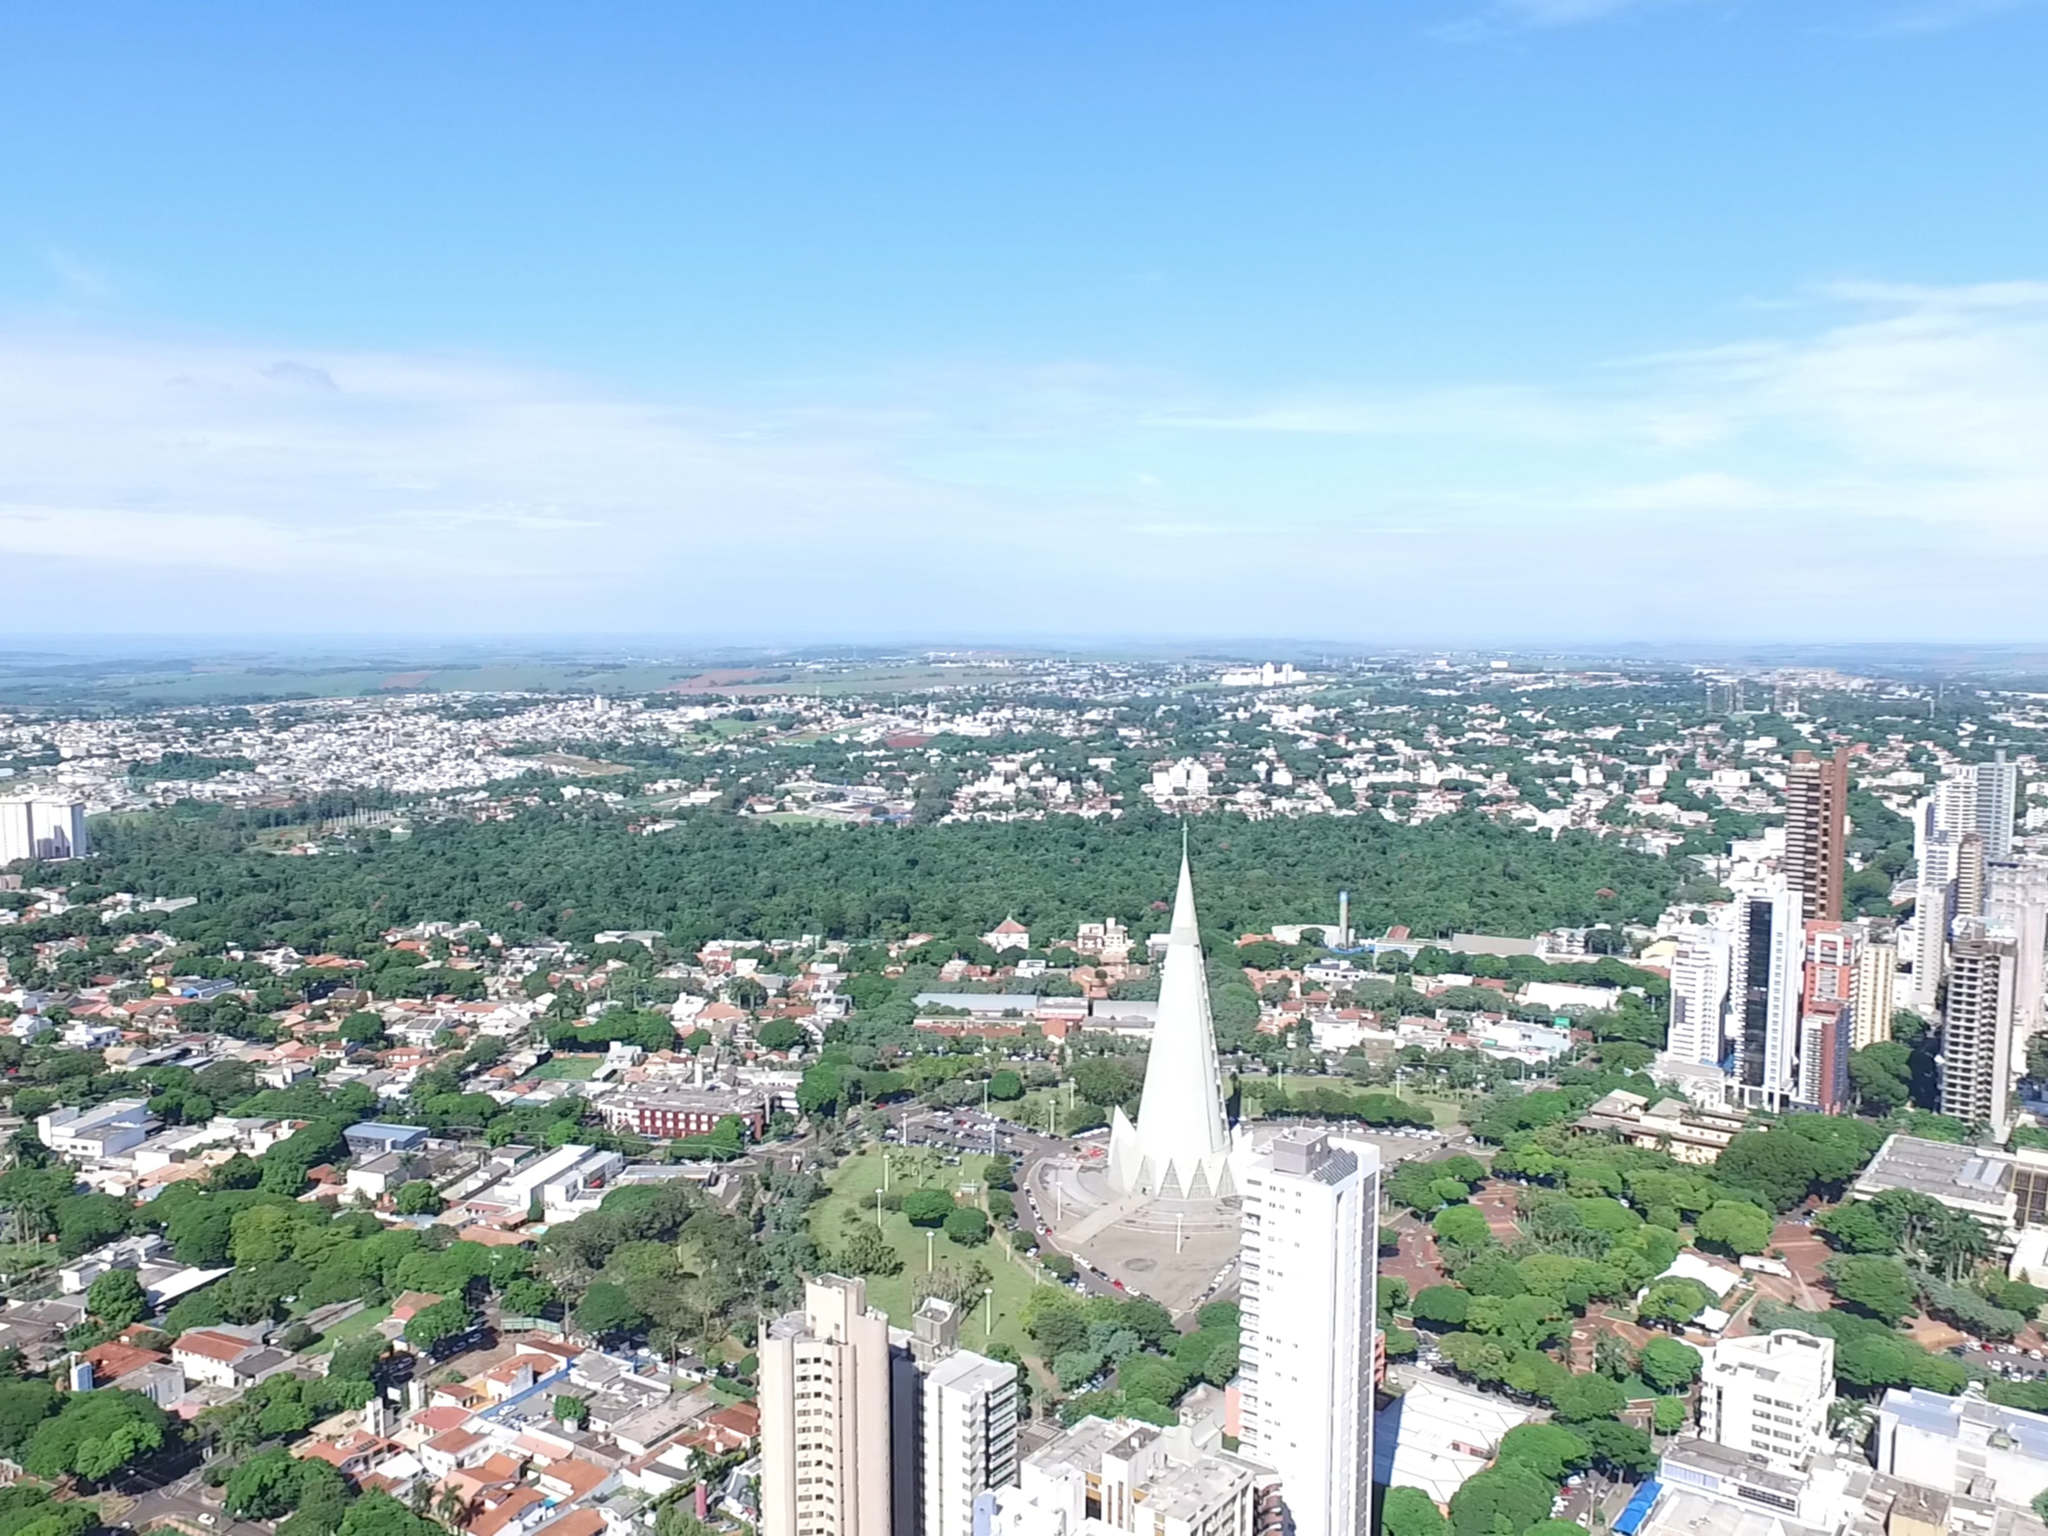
[1925,1212,1990,1282]
[435,1485,477,1530]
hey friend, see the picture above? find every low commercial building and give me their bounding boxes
[1876,1384,2048,1509]
[1652,1437,2039,1536]
[1575,1090,1747,1165]
[1649,1055,1736,1113]
[37,1099,154,1161]
[1471,1017,1574,1065]
[597,1088,767,1140]
[1373,1369,1537,1506]
[445,1144,626,1224]
[344,1121,431,1158]
[1848,1134,2048,1243]
[1649,1439,1821,1530]
[988,1416,1274,1536]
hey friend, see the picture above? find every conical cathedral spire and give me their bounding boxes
[1107,838,1238,1200]
[1170,829,1200,942]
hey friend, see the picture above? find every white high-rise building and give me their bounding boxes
[1910,756,2021,1012]
[921,1348,1021,1536]
[1976,751,2020,861]
[0,799,91,864]
[1108,842,1241,1199]
[1988,856,2048,1057]
[760,1275,908,1536]
[1697,1329,1836,1472]
[1239,1129,1380,1536]
[1667,932,1731,1067]
[1910,831,1963,1015]
[1727,880,1805,1109]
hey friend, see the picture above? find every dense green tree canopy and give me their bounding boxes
[82,803,1680,956]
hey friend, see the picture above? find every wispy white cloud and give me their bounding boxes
[9,275,2048,640]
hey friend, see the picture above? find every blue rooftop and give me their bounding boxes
[346,1121,427,1142]
[1613,1481,1662,1536]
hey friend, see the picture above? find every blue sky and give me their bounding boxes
[4,0,2047,643]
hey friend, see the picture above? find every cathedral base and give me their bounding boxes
[1030,1151,1243,1316]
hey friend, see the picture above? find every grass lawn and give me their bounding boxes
[527,1055,604,1081]
[809,1146,1055,1370]
[1404,1094,1468,1129]
[0,1241,54,1278]
[305,1303,392,1353]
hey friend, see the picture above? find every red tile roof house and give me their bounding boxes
[530,1512,605,1536]
[82,1338,168,1385]
[421,1426,492,1481]
[171,1328,286,1388]
[295,1429,390,1478]
[535,1457,615,1505]
[462,1485,548,1536]
[390,1291,445,1324]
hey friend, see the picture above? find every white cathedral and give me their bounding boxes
[1106,843,1246,1200]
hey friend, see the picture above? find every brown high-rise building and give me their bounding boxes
[1939,924,2017,1138]
[1785,747,1855,923]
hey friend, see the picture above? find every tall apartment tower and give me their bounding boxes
[1988,857,2048,1057]
[1729,881,1806,1109]
[1667,933,1731,1067]
[921,1349,1021,1536]
[0,800,91,864]
[1955,832,1987,926]
[1802,922,1859,1014]
[1910,831,1961,1014]
[1239,1129,1380,1536]
[1852,937,1897,1050]
[1798,922,1859,1112]
[1798,1003,1851,1112]
[1784,747,1853,923]
[760,1276,906,1536]
[1975,750,2019,861]
[1939,925,2019,1139]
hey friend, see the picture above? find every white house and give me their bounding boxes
[37,1100,154,1162]
[982,918,1030,953]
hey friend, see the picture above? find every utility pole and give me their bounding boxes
[875,1188,883,1229]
